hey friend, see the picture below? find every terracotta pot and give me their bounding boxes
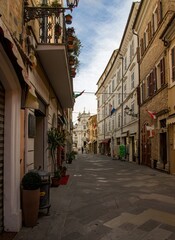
[65,14,72,24]
[51,177,60,187]
[22,188,40,227]
[68,44,74,52]
[67,36,75,44]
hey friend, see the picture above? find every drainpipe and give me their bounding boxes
[119,54,124,136]
[132,29,140,165]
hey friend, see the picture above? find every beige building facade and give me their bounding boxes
[133,0,175,172]
[96,2,140,161]
[160,13,175,173]
[87,115,97,154]
[0,0,75,233]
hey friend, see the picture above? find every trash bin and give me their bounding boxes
[37,170,51,215]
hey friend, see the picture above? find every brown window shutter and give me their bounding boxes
[152,14,155,35]
[160,58,165,85]
[137,86,141,106]
[153,67,157,92]
[172,47,175,82]
[157,0,162,24]
[137,47,140,63]
[140,38,144,56]
[148,21,152,42]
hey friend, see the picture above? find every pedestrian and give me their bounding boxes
[81,147,84,154]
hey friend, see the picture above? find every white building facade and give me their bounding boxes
[73,111,90,152]
[96,2,140,162]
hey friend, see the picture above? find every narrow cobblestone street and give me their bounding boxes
[14,154,175,240]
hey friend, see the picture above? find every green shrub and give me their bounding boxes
[22,172,42,190]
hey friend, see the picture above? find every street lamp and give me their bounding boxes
[67,0,79,8]
[124,105,138,118]
[24,0,80,22]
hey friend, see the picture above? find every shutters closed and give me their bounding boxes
[0,81,5,232]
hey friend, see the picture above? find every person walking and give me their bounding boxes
[81,147,84,154]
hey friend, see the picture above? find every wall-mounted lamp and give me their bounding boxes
[24,0,79,22]
[124,105,138,118]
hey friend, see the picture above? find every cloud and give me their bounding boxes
[71,0,136,122]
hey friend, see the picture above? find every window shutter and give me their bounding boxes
[157,0,162,24]
[153,67,157,92]
[137,46,140,63]
[172,47,175,82]
[160,57,165,85]
[140,38,144,56]
[148,21,152,42]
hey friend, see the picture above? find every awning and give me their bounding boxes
[167,115,175,125]
[0,19,29,85]
[25,87,39,109]
[102,138,111,144]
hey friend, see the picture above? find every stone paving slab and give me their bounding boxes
[13,154,175,240]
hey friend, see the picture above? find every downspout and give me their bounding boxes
[132,29,140,165]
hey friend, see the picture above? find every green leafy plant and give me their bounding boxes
[22,172,42,190]
[47,127,65,176]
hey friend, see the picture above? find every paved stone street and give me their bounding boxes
[14,154,175,240]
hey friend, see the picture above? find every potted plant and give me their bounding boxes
[67,27,75,36]
[21,171,42,227]
[66,151,76,164]
[47,127,65,187]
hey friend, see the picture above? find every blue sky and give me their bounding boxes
[71,0,138,123]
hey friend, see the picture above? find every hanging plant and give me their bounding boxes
[65,14,72,24]
[67,35,75,44]
[67,27,75,36]
[69,55,75,66]
[67,44,74,52]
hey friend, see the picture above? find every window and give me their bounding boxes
[131,72,134,89]
[124,83,127,99]
[142,81,146,102]
[117,69,121,85]
[124,56,127,70]
[130,40,134,62]
[124,112,126,125]
[118,113,121,128]
[171,47,175,82]
[153,0,162,33]
[112,79,115,91]
[118,92,121,105]
[160,58,165,85]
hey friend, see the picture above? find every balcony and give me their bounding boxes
[24,1,77,108]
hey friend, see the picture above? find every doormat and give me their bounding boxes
[59,175,69,185]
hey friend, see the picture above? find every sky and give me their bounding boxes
[71,0,138,123]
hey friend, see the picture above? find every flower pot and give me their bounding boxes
[68,44,74,52]
[22,188,40,227]
[65,14,72,24]
[51,177,60,187]
[67,36,75,44]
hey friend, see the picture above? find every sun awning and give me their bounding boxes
[25,87,39,109]
[36,44,74,108]
[167,115,175,125]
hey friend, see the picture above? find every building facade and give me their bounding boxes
[96,2,140,162]
[87,115,97,154]
[72,111,90,153]
[133,0,175,172]
[0,0,77,232]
